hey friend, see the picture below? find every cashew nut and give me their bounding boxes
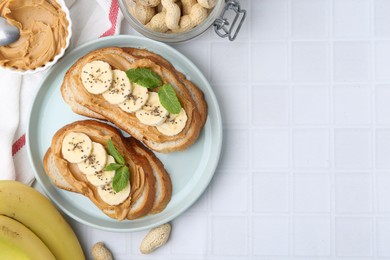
[161,0,181,30]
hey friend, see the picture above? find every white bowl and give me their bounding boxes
[0,0,72,75]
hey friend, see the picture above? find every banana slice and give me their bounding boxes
[98,182,131,206]
[86,155,116,186]
[118,83,149,113]
[135,92,168,126]
[156,108,188,136]
[77,142,107,175]
[61,132,92,163]
[102,70,132,104]
[81,61,113,94]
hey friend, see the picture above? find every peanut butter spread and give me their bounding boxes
[71,50,195,143]
[0,0,69,70]
[53,125,149,220]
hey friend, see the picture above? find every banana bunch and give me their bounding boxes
[0,180,85,260]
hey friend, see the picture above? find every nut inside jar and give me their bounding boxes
[125,0,217,33]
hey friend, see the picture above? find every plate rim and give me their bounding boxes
[26,35,223,232]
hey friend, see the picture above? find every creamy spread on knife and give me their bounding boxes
[0,0,69,70]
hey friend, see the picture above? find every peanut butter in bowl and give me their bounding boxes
[0,0,71,73]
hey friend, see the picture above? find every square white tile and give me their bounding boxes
[375,129,390,169]
[375,41,390,81]
[376,173,390,212]
[293,129,330,168]
[252,129,290,169]
[333,42,371,82]
[335,172,372,213]
[210,42,249,83]
[252,43,288,82]
[253,216,289,256]
[293,216,331,256]
[333,0,371,38]
[375,85,390,125]
[219,129,249,169]
[293,173,331,212]
[251,0,289,40]
[211,171,248,212]
[171,214,208,255]
[334,128,372,169]
[333,85,372,125]
[292,85,330,125]
[335,217,373,256]
[375,0,390,37]
[292,42,330,82]
[213,83,249,126]
[376,218,390,257]
[252,85,289,126]
[211,216,249,256]
[253,172,289,212]
[291,0,329,38]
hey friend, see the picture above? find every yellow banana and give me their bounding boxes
[0,214,55,260]
[0,180,85,260]
[0,241,29,260]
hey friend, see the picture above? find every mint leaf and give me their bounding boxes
[105,139,131,192]
[104,163,123,171]
[112,166,129,192]
[126,68,162,89]
[158,83,182,114]
[107,139,125,165]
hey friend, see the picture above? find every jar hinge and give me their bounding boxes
[213,0,246,41]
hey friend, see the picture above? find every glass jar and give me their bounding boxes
[118,0,246,43]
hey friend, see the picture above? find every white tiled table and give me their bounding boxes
[63,0,390,259]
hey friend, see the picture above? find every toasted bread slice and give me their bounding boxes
[61,47,207,153]
[43,120,172,221]
[123,47,208,127]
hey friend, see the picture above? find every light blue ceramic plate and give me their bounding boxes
[27,35,222,232]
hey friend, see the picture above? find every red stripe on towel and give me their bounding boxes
[100,0,120,37]
[12,134,25,156]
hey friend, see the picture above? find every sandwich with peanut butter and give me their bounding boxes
[61,47,207,153]
[43,120,172,220]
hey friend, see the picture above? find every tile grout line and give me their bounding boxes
[329,0,336,257]
[247,0,253,256]
[370,0,377,257]
[249,38,390,43]
[288,0,294,256]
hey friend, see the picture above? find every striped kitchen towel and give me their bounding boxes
[0,0,124,185]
